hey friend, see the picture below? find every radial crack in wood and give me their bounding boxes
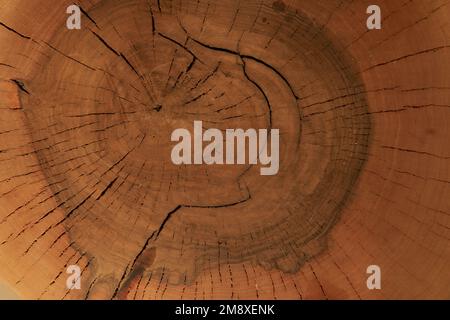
[0,0,449,300]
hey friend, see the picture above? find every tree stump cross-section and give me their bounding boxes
[0,0,449,300]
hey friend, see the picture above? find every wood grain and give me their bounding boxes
[0,0,449,300]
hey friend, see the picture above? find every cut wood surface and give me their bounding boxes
[0,0,449,299]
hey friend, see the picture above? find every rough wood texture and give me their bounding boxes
[0,0,449,300]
